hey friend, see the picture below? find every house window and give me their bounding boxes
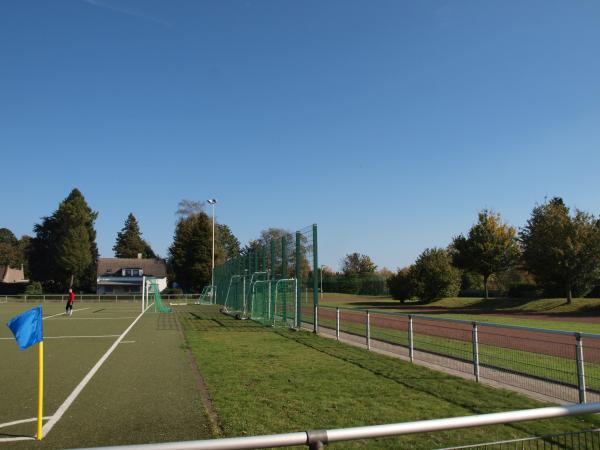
[121,268,143,277]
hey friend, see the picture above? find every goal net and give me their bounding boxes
[145,278,171,313]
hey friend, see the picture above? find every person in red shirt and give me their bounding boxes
[66,288,75,316]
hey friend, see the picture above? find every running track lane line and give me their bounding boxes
[41,305,151,439]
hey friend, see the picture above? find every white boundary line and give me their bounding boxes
[0,335,120,341]
[50,317,139,320]
[0,306,150,442]
[43,308,90,319]
[40,306,150,438]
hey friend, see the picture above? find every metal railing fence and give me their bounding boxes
[69,403,600,450]
[316,305,600,404]
[440,428,600,449]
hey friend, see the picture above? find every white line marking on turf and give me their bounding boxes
[0,417,52,442]
[43,308,89,319]
[40,306,151,439]
[120,340,135,344]
[0,335,120,340]
[51,316,138,320]
[0,416,53,429]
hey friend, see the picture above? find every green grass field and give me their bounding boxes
[3,301,600,449]
[178,306,600,449]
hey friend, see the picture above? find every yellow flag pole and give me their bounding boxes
[37,341,44,440]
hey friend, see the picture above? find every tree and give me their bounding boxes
[387,267,415,303]
[216,224,240,262]
[0,228,20,267]
[521,197,600,303]
[169,211,216,292]
[341,253,377,276]
[452,210,520,299]
[176,199,205,220]
[412,248,461,302]
[113,213,156,258]
[28,189,99,292]
[0,228,18,246]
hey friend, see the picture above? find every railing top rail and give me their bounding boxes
[319,304,600,340]
[68,403,600,450]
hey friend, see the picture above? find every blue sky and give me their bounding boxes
[2,0,599,271]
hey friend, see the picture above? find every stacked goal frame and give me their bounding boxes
[213,224,319,331]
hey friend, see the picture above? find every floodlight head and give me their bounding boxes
[207,198,218,205]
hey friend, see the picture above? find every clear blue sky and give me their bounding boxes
[2,0,599,271]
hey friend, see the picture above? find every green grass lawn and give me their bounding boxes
[178,305,600,449]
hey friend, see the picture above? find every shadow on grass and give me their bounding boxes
[274,330,600,437]
[175,306,270,333]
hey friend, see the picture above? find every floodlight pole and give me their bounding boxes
[207,199,218,302]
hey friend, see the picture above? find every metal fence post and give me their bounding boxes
[312,224,319,334]
[576,333,587,404]
[336,307,340,341]
[295,231,302,328]
[366,310,371,350]
[472,322,480,382]
[281,236,287,323]
[315,305,319,333]
[408,315,414,363]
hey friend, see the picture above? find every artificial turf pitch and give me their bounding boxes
[0,301,211,449]
[2,302,600,449]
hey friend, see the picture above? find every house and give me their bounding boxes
[0,265,29,295]
[96,256,167,295]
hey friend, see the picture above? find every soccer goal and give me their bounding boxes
[144,278,171,313]
[273,278,298,328]
[198,285,216,305]
[250,280,272,325]
[222,274,244,317]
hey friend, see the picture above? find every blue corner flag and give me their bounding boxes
[6,306,43,350]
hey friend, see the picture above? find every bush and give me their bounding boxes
[25,281,43,295]
[162,287,184,295]
[387,268,414,302]
[507,283,540,298]
[412,248,461,302]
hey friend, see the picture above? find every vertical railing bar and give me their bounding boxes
[472,322,480,382]
[576,334,587,404]
[408,315,414,363]
[336,307,340,341]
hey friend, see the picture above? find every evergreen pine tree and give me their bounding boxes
[113,213,155,258]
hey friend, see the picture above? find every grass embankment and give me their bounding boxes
[179,306,600,449]
[321,294,600,334]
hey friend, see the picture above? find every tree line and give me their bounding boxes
[387,198,600,304]
[0,189,242,293]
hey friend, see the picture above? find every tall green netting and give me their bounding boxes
[250,280,271,325]
[148,279,171,313]
[214,224,318,330]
